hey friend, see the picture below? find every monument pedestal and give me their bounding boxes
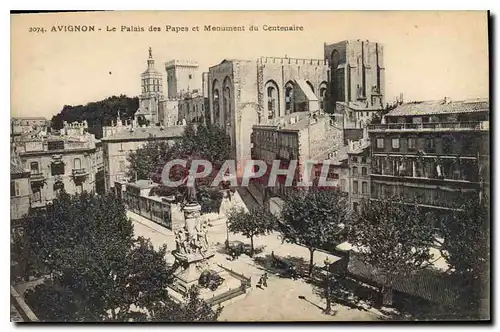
[170,250,217,296]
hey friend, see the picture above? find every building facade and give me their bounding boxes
[13,121,103,209]
[165,60,201,99]
[11,151,31,221]
[11,117,49,141]
[251,112,343,199]
[209,57,329,174]
[347,139,371,212]
[101,122,184,192]
[368,98,490,215]
[324,39,385,113]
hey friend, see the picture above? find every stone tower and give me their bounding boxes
[165,60,200,99]
[324,40,385,113]
[139,47,164,124]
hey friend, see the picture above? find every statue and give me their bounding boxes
[175,228,189,255]
[182,174,198,204]
[149,46,152,58]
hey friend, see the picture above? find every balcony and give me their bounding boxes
[72,168,89,179]
[368,121,489,133]
[30,172,46,182]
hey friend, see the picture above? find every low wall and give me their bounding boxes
[11,286,38,322]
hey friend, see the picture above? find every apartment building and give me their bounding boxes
[367,98,489,214]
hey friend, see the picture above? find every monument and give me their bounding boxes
[170,175,218,296]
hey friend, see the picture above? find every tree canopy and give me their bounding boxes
[279,188,350,276]
[227,207,278,256]
[439,196,490,317]
[14,192,219,322]
[50,95,139,138]
[347,196,436,279]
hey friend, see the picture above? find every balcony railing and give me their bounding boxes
[368,121,489,132]
[30,172,46,181]
[72,168,88,177]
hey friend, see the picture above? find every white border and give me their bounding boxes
[3,1,497,332]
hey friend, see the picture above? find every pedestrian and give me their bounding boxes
[262,273,268,287]
[257,276,263,289]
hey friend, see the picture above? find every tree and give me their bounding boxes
[227,207,278,256]
[279,188,349,277]
[50,95,139,138]
[347,196,436,305]
[15,192,219,322]
[149,286,222,322]
[126,140,179,182]
[439,196,490,318]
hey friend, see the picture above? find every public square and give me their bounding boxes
[129,188,382,322]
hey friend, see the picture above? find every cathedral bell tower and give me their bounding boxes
[138,47,164,125]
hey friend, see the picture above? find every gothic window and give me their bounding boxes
[267,86,277,120]
[285,82,294,114]
[319,87,327,110]
[213,88,220,122]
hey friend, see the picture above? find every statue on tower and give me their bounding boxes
[149,46,152,58]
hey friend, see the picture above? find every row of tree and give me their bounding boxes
[226,188,489,318]
[11,192,222,322]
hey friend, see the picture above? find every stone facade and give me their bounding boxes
[251,113,344,199]
[324,40,385,113]
[101,124,185,192]
[11,117,50,141]
[178,94,209,124]
[347,140,371,212]
[13,121,104,209]
[368,99,490,214]
[11,152,31,221]
[165,60,201,99]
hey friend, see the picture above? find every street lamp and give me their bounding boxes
[324,257,332,314]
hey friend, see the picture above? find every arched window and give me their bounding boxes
[352,166,358,177]
[213,88,220,123]
[285,82,294,114]
[222,77,232,127]
[319,82,327,110]
[265,80,280,120]
[73,158,81,170]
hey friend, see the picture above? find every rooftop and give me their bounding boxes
[101,126,185,141]
[126,180,158,190]
[386,99,489,117]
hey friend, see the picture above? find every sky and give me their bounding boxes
[11,11,489,119]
